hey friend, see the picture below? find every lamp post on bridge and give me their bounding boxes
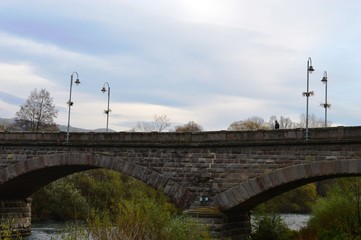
[321,71,331,127]
[66,72,81,142]
[302,57,314,140]
[101,82,111,132]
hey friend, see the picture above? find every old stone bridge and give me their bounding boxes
[2,126,361,239]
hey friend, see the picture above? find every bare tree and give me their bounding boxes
[229,114,329,132]
[268,115,296,129]
[14,88,58,131]
[174,121,203,133]
[131,114,171,132]
[298,113,326,128]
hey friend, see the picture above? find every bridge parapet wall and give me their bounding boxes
[0,126,359,145]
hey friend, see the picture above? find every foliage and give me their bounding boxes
[131,114,171,132]
[257,184,318,213]
[0,219,22,240]
[14,88,58,131]
[228,116,270,130]
[67,169,127,212]
[32,179,89,220]
[306,177,361,240]
[162,216,210,240]
[85,199,210,240]
[249,213,298,240]
[31,169,211,239]
[174,121,203,132]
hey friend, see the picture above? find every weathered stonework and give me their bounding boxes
[0,198,31,236]
[1,127,361,239]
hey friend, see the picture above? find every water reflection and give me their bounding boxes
[25,221,65,240]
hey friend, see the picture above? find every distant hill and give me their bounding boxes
[0,118,116,132]
[58,125,116,132]
[0,118,13,125]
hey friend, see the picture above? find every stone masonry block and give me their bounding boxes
[146,171,159,187]
[293,165,307,180]
[224,188,239,208]
[6,165,17,179]
[310,161,321,176]
[240,181,257,198]
[247,178,262,195]
[154,174,168,190]
[319,161,334,176]
[281,166,296,182]
[136,168,152,183]
[229,186,244,203]
[358,160,361,174]
[268,170,285,187]
[124,162,136,176]
[259,174,273,190]
[349,160,358,174]
[235,184,251,201]
[122,161,130,173]
[163,179,176,196]
[132,165,145,179]
[341,160,350,174]
[217,192,231,209]
[304,163,313,178]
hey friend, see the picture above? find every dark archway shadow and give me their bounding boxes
[0,153,195,209]
[214,159,361,212]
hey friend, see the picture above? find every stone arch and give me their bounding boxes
[0,153,195,209]
[214,159,361,211]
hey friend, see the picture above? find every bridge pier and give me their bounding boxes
[0,198,31,237]
[185,207,251,239]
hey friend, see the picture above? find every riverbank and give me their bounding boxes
[26,214,310,239]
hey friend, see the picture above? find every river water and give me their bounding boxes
[25,221,66,240]
[278,213,310,230]
[26,214,310,239]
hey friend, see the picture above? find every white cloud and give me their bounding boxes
[1,0,361,131]
[0,62,57,95]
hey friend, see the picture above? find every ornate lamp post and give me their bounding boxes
[66,72,81,142]
[101,82,111,132]
[302,57,314,140]
[321,71,331,127]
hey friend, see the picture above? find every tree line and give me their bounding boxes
[1,88,329,133]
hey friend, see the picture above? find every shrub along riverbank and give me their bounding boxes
[31,169,210,240]
[250,177,361,240]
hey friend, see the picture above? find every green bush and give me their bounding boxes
[249,213,298,240]
[32,179,88,220]
[33,169,211,240]
[257,183,318,213]
[86,198,210,240]
[307,177,361,240]
[0,219,22,240]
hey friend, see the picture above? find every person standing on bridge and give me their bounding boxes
[275,120,280,129]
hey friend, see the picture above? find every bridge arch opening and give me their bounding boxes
[0,153,195,209]
[215,159,361,212]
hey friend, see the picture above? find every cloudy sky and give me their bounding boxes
[0,0,360,131]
